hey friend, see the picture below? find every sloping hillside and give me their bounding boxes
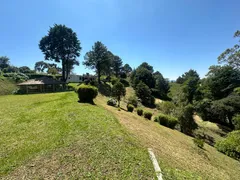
[0,77,17,95]
[97,92,240,180]
[0,92,154,179]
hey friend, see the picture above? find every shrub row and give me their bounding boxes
[155,113,178,129]
[126,103,153,120]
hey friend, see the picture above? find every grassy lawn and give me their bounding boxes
[0,92,155,179]
[97,95,240,180]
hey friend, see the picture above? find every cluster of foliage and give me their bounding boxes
[112,81,126,107]
[156,101,176,116]
[155,113,178,129]
[130,62,169,106]
[39,24,82,82]
[193,137,205,149]
[83,41,132,84]
[77,84,98,103]
[127,95,138,107]
[143,111,153,120]
[3,73,29,82]
[127,104,134,112]
[137,108,143,116]
[215,130,240,160]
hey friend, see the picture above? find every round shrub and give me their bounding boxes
[107,98,117,106]
[111,77,119,85]
[156,101,176,115]
[137,108,143,116]
[144,111,153,120]
[127,104,134,112]
[77,84,98,103]
[158,113,178,129]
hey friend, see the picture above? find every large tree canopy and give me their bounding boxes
[205,65,240,100]
[123,64,132,74]
[134,66,155,88]
[112,55,123,77]
[0,56,10,70]
[83,41,110,83]
[39,24,81,82]
[34,61,48,72]
[218,30,240,69]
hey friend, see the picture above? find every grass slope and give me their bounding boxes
[97,95,240,180]
[0,92,155,179]
[0,77,17,95]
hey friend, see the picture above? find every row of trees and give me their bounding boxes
[39,24,132,83]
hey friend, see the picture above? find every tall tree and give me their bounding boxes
[123,64,132,74]
[176,69,200,84]
[134,66,155,88]
[39,24,81,82]
[139,62,154,73]
[34,61,48,72]
[153,71,170,98]
[0,56,10,70]
[83,41,110,84]
[112,81,126,107]
[112,55,123,77]
[218,30,240,69]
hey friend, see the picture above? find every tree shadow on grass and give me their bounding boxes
[77,100,97,106]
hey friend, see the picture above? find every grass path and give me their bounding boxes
[0,92,155,179]
[96,95,240,180]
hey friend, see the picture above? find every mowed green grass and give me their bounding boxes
[0,92,155,179]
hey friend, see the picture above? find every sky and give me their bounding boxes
[1,0,240,80]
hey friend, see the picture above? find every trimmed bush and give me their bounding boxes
[127,95,138,107]
[111,77,119,85]
[193,138,204,148]
[215,130,240,160]
[144,111,153,120]
[77,84,98,103]
[157,113,178,129]
[137,108,143,116]
[127,104,134,112]
[107,98,117,106]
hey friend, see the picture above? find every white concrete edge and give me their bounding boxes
[148,148,163,180]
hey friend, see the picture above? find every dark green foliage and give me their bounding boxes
[3,73,29,82]
[156,114,178,129]
[120,72,127,79]
[195,99,212,121]
[2,66,19,73]
[176,69,200,84]
[39,24,81,82]
[127,95,138,107]
[205,65,240,100]
[182,76,200,104]
[107,98,117,107]
[34,61,48,72]
[134,67,155,88]
[98,83,112,96]
[153,71,170,99]
[136,82,155,106]
[218,30,240,69]
[156,101,176,115]
[77,84,98,103]
[215,130,240,160]
[18,66,32,73]
[120,78,129,87]
[138,62,154,73]
[83,41,110,84]
[137,108,143,116]
[233,114,240,130]
[111,77,119,85]
[144,111,153,120]
[123,64,132,74]
[127,104,134,112]
[112,81,126,107]
[0,56,10,70]
[178,104,197,135]
[193,138,204,149]
[112,56,123,77]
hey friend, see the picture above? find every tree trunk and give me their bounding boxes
[97,70,101,84]
[62,60,66,82]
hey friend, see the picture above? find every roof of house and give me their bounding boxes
[18,77,65,86]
